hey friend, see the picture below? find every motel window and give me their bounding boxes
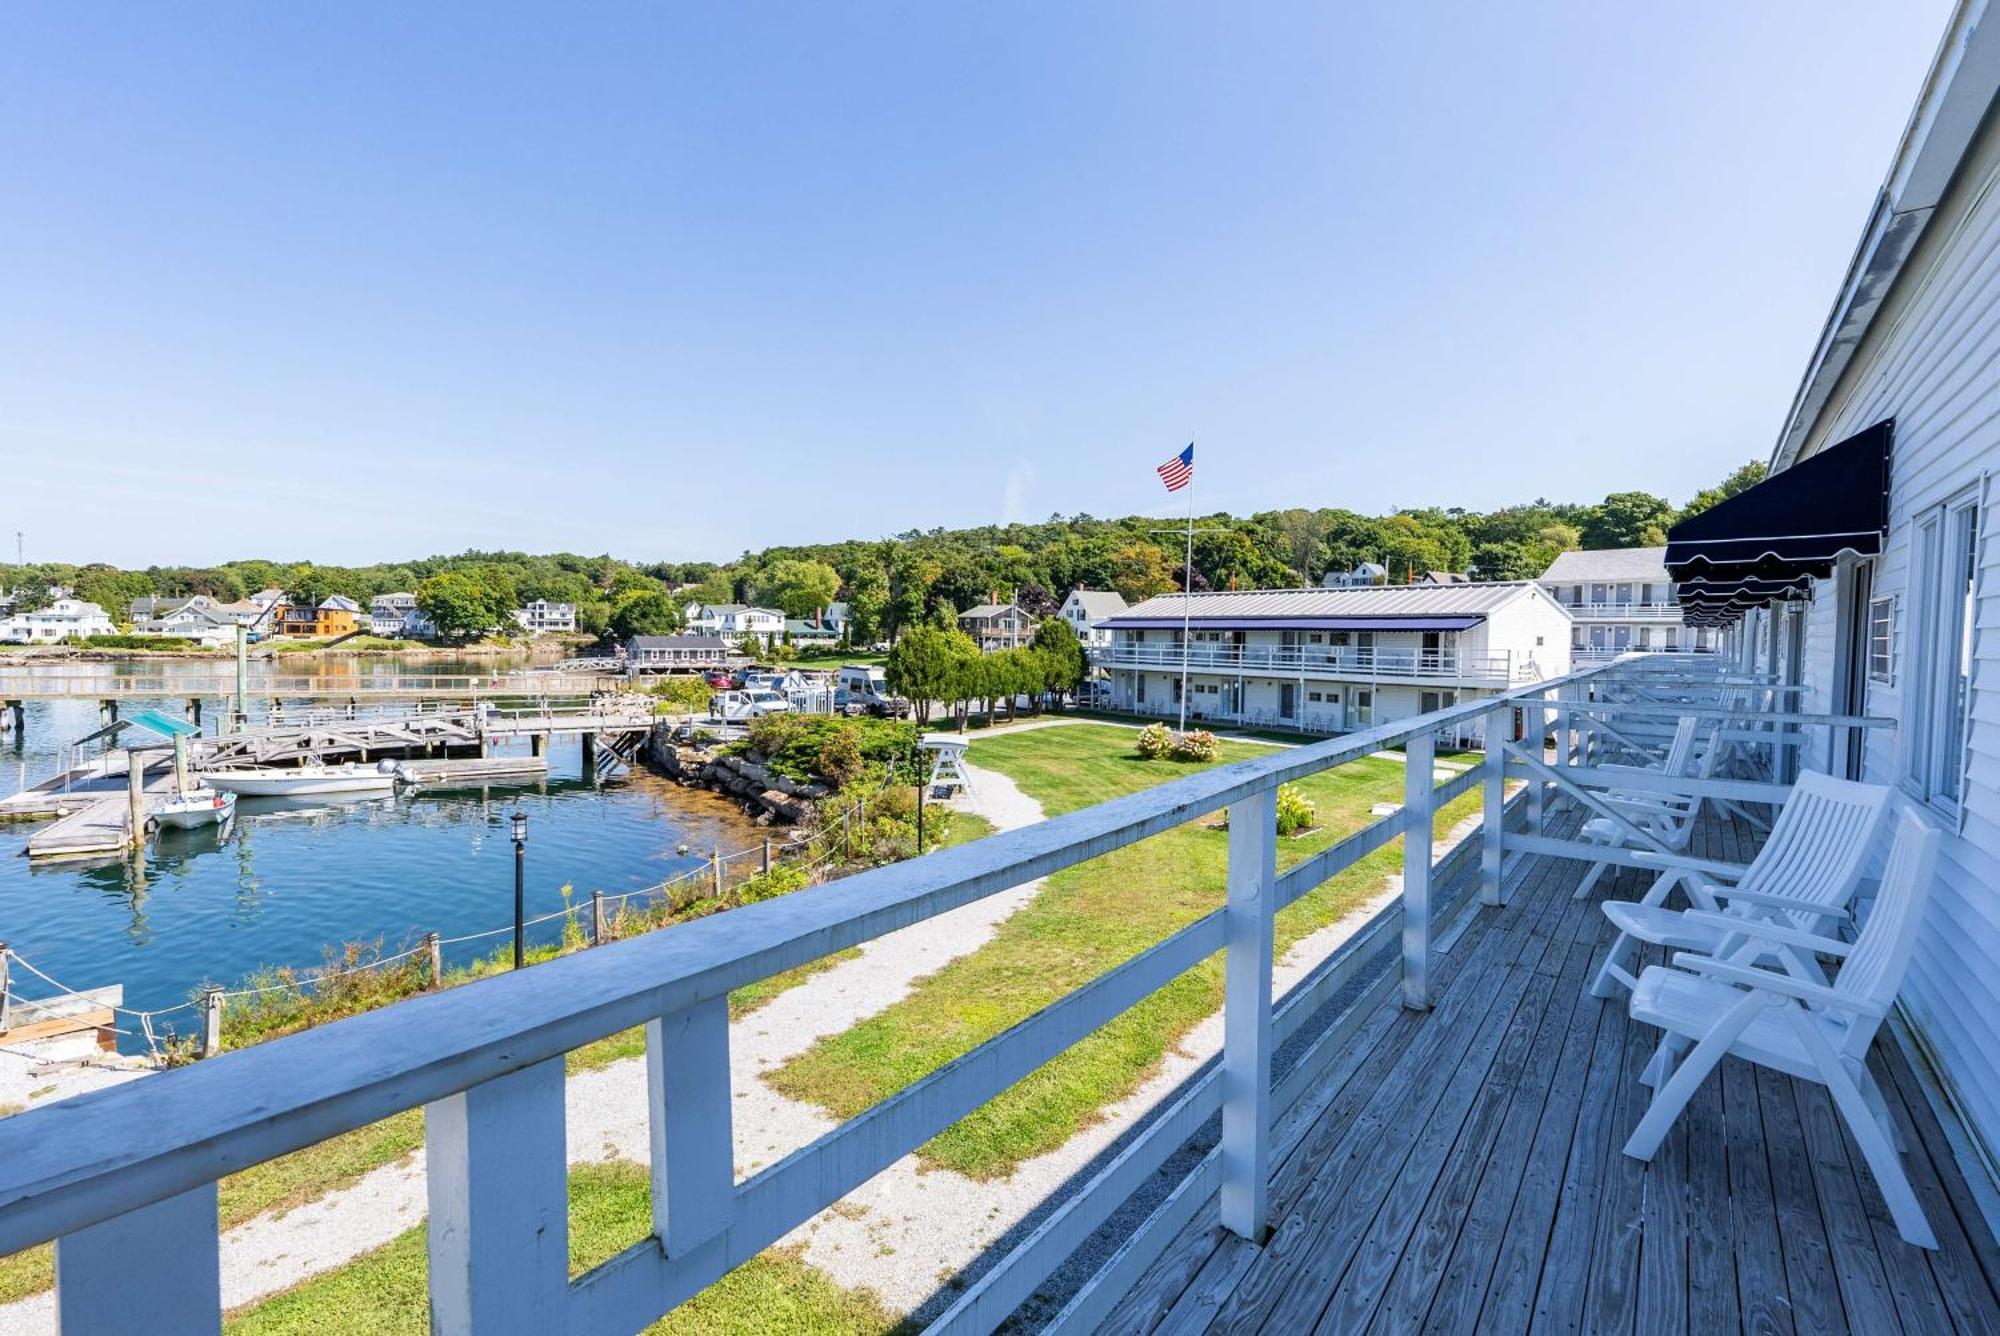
[1868,595,1897,685]
[1907,490,1980,812]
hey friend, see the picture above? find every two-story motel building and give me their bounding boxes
[1093,581,1571,735]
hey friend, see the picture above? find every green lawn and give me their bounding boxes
[767,723,1475,1178]
[225,1160,899,1335]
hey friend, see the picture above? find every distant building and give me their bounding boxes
[1420,570,1470,585]
[683,603,785,647]
[370,593,434,640]
[627,634,738,669]
[1536,546,1712,660]
[1056,589,1129,649]
[1321,561,1389,588]
[128,595,238,646]
[958,602,1036,652]
[783,617,839,645]
[274,596,363,639]
[0,597,116,644]
[514,599,577,635]
[1095,582,1570,737]
[248,588,287,610]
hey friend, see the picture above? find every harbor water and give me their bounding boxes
[0,658,763,1043]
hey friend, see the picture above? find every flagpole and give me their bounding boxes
[1179,442,1194,733]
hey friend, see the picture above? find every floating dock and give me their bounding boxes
[394,756,550,788]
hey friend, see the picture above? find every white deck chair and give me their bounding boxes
[1588,769,1894,999]
[1570,716,1716,900]
[1620,805,1941,1247]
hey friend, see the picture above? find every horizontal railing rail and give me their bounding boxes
[1091,644,1515,680]
[0,672,618,699]
[0,651,1821,1334]
[1560,601,1685,619]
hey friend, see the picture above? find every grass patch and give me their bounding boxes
[769,722,1476,1178]
[224,1160,898,1335]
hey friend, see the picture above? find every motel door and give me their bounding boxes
[1279,683,1297,719]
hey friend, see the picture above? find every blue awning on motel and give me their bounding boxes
[1666,419,1891,626]
[1096,615,1485,632]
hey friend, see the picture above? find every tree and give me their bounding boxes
[842,559,889,645]
[1108,543,1176,602]
[609,589,683,641]
[884,625,975,726]
[1030,618,1087,702]
[417,572,498,640]
[758,559,842,619]
[1273,509,1328,586]
[285,563,331,610]
[70,566,155,626]
[1581,491,1677,549]
[1681,460,1767,521]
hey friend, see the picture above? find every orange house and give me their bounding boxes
[272,596,364,639]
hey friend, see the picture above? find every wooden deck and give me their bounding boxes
[1111,811,2000,1335]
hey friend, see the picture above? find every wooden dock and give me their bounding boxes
[25,796,144,860]
[394,756,549,788]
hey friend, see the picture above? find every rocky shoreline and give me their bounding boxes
[641,722,831,825]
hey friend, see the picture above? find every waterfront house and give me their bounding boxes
[0,596,115,644]
[682,602,784,646]
[627,633,738,669]
[1320,560,1388,587]
[1537,546,1715,661]
[369,592,433,639]
[1419,569,1469,584]
[957,601,1036,651]
[1095,581,1570,735]
[273,596,363,639]
[128,596,238,647]
[513,599,577,635]
[1056,588,1128,649]
[782,616,839,646]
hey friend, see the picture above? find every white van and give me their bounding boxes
[834,664,908,717]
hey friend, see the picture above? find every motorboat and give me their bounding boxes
[152,787,237,830]
[201,761,400,798]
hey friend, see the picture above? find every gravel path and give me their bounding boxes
[0,725,1483,1329]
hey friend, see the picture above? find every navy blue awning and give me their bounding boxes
[1666,420,1891,626]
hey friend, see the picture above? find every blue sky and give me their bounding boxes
[0,1,1957,567]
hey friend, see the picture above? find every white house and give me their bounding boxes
[127,596,238,646]
[1094,581,1570,736]
[627,634,739,669]
[683,603,784,646]
[513,599,577,635]
[1321,561,1388,588]
[1057,589,1129,649]
[0,597,116,644]
[1537,546,1714,661]
[370,592,434,640]
[1665,2,2000,1200]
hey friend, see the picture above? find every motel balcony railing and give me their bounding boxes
[1092,642,1520,683]
[1558,600,1685,621]
[0,654,1901,1334]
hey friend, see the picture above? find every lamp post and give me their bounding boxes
[510,811,528,969]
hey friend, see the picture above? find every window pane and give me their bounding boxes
[1938,502,1979,802]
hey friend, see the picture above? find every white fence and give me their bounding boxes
[0,653,1845,1334]
[1092,643,1517,682]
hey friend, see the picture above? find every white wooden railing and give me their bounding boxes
[1091,643,1516,682]
[0,655,1796,1334]
[0,672,617,700]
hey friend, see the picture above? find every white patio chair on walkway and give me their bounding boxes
[1569,715,1717,900]
[1620,805,1941,1247]
[1588,769,1894,998]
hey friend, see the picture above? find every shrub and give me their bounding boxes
[748,714,918,785]
[648,675,713,714]
[1275,783,1317,836]
[1135,722,1173,760]
[1169,729,1220,763]
[816,725,866,788]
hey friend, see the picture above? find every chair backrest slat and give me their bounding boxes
[1738,770,1895,918]
[1834,806,1941,1057]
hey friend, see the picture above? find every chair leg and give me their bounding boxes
[1826,1063,1935,1248]
[1625,1000,1762,1161]
[1641,1034,1686,1088]
[1591,931,1639,999]
[1573,859,1609,901]
[1858,1065,1908,1155]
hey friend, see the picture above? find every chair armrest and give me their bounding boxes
[1668,952,1886,1018]
[1629,849,1748,881]
[1681,911,1852,956]
[1707,888,1853,920]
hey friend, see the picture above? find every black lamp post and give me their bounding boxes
[510,811,528,969]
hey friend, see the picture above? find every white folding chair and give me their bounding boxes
[1570,715,1716,900]
[1589,769,1894,999]
[1621,805,1942,1248]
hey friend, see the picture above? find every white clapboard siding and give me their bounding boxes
[1790,139,2000,1178]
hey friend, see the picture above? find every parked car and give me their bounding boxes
[708,688,791,722]
[704,670,733,689]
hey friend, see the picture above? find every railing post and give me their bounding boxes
[1528,695,1549,837]
[201,986,224,1056]
[57,1183,220,1333]
[648,998,734,1254]
[426,931,443,987]
[1221,785,1276,1241]
[1402,727,1436,1009]
[0,941,10,1034]
[591,889,607,944]
[427,1058,569,1334]
[1479,710,1506,906]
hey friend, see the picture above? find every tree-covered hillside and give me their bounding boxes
[1,461,1764,643]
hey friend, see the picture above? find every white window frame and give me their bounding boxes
[1903,485,1982,819]
[1867,593,1897,686]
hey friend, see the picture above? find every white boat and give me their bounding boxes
[152,787,237,830]
[201,762,400,798]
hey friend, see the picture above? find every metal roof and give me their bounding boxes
[1102,582,1547,627]
[1537,546,1670,584]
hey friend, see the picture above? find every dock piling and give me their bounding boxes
[185,697,202,728]
[126,757,145,852]
[531,733,546,759]
[0,942,11,1034]
[1,700,21,741]
[99,699,119,730]
[711,848,722,899]
[762,839,772,874]
[200,987,224,1057]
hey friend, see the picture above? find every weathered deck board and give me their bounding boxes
[1109,807,2000,1335]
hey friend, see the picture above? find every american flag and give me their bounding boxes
[1156,442,1194,492]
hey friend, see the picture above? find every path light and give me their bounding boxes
[511,811,528,969]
